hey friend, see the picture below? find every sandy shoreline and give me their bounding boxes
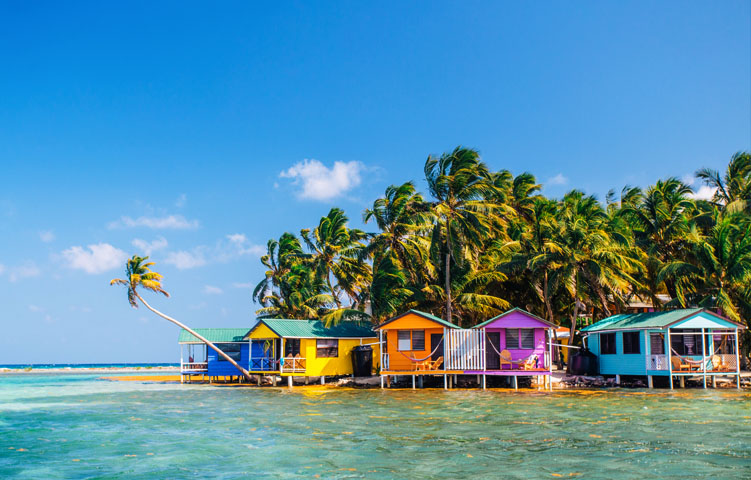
[0,366,180,375]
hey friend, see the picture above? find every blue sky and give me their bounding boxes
[1,2,749,363]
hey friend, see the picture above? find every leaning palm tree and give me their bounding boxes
[696,151,751,213]
[111,255,252,381]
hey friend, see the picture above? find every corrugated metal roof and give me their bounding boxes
[257,319,376,338]
[473,307,558,329]
[178,328,251,343]
[581,309,704,333]
[376,310,461,329]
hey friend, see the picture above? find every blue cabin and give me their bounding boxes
[178,328,252,382]
[582,308,744,389]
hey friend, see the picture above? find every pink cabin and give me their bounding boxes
[466,308,556,388]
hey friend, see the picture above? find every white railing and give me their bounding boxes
[181,362,208,372]
[382,353,389,371]
[445,328,486,371]
[280,357,307,374]
[647,354,668,371]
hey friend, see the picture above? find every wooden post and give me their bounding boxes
[482,374,486,390]
[444,374,447,390]
[412,375,416,389]
[667,329,674,390]
[418,376,423,388]
[701,328,707,389]
[320,376,325,385]
[257,375,262,386]
[679,376,685,388]
[712,376,716,388]
[305,377,309,385]
[734,329,741,389]
[288,376,293,388]
[380,376,384,389]
[647,376,653,389]
[513,376,518,390]
[449,375,453,389]
[615,375,620,385]
[272,375,277,387]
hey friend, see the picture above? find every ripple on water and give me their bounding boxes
[0,376,750,479]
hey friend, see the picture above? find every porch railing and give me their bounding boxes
[445,328,485,371]
[382,353,389,371]
[647,354,668,371]
[250,356,278,371]
[280,357,307,374]
[180,362,208,373]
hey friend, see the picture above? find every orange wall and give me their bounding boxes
[380,313,447,371]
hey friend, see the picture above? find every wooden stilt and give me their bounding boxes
[320,376,325,385]
[257,375,262,386]
[449,375,453,389]
[482,375,486,390]
[305,377,309,385]
[412,376,416,389]
[418,376,423,388]
[287,376,293,388]
[647,376,653,389]
[272,375,277,387]
[513,376,518,390]
[380,376,384,388]
[712,376,716,388]
[444,374,447,390]
[679,376,685,388]
[615,375,620,385]
[669,374,673,389]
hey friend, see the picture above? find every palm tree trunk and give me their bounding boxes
[135,293,253,382]
[543,271,563,369]
[568,273,579,348]
[445,231,453,324]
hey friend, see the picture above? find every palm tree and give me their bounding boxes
[111,255,252,381]
[301,208,371,309]
[696,151,751,213]
[424,146,499,323]
[660,213,751,323]
[253,233,304,308]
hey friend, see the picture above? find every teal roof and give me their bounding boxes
[178,328,251,343]
[473,307,558,329]
[581,308,723,333]
[254,319,377,338]
[377,309,461,329]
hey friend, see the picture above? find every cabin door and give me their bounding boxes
[430,334,444,361]
[486,332,501,370]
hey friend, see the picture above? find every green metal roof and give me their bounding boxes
[581,309,705,333]
[255,319,377,338]
[376,309,461,329]
[178,328,251,343]
[473,307,558,329]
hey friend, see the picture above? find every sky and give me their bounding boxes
[1,1,749,363]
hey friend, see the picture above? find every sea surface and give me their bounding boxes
[0,363,178,370]
[0,373,749,479]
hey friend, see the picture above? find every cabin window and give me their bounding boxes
[412,330,425,350]
[600,333,616,354]
[650,333,665,355]
[397,330,425,350]
[217,343,242,362]
[505,329,519,349]
[670,330,704,356]
[316,339,339,358]
[622,332,640,354]
[520,329,535,349]
[285,338,301,357]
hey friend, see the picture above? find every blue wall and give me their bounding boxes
[250,340,276,371]
[588,331,647,376]
[208,343,249,376]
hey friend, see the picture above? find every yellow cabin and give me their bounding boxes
[246,319,380,384]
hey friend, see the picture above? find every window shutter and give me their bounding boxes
[520,329,535,349]
[505,329,519,349]
[412,330,425,350]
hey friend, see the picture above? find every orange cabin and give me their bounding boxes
[376,310,460,373]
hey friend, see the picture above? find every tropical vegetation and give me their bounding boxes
[253,148,751,360]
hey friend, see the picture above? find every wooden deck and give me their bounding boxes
[464,369,551,376]
[380,370,463,376]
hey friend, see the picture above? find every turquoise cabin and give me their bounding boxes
[582,309,744,389]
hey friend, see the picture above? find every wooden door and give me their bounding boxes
[486,332,501,370]
[431,333,444,361]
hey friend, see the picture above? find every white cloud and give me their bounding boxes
[203,285,223,295]
[108,215,199,230]
[131,236,168,255]
[681,174,696,186]
[164,234,263,270]
[546,173,568,186]
[175,194,187,208]
[233,282,254,289]
[62,243,127,274]
[688,185,717,201]
[279,159,363,201]
[8,262,41,282]
[39,230,55,243]
[164,250,207,270]
[0,264,5,275]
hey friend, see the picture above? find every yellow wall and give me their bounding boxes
[282,337,380,377]
[248,323,279,339]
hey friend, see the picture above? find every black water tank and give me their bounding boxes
[569,348,598,375]
[351,345,373,377]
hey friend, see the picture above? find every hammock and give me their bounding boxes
[398,337,444,363]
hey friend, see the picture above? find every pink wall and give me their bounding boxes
[483,311,550,361]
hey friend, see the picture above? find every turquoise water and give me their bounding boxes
[1,374,749,479]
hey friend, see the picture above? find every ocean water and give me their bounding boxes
[0,374,749,479]
[0,363,178,370]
